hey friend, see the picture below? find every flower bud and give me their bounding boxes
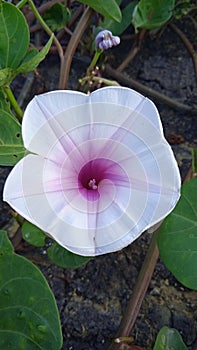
[95,30,120,50]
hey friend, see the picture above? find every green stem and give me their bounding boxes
[79,76,119,88]
[4,86,23,121]
[16,0,28,9]
[27,0,64,63]
[28,0,52,35]
[92,76,119,86]
[87,50,102,73]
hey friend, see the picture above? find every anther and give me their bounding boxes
[88,178,97,190]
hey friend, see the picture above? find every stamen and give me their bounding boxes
[88,178,98,190]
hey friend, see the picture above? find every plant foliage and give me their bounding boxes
[158,178,197,290]
[0,231,63,350]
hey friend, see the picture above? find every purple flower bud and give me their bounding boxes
[95,30,120,50]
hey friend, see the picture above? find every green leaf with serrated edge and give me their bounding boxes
[22,221,46,247]
[158,178,197,290]
[0,2,29,69]
[101,1,138,35]
[16,35,54,74]
[43,3,71,32]
[47,241,92,268]
[153,326,188,350]
[78,0,122,22]
[132,0,175,31]
[0,231,63,350]
[0,109,25,165]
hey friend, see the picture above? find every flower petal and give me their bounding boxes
[22,90,87,158]
[22,87,162,162]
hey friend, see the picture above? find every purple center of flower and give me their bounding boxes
[78,158,122,201]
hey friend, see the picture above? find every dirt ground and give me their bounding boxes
[0,13,197,350]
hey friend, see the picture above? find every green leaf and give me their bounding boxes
[173,0,195,20]
[0,230,14,255]
[0,109,25,165]
[0,36,53,87]
[0,1,29,69]
[0,67,15,87]
[132,0,175,31]
[22,222,46,247]
[0,3,52,86]
[153,326,188,350]
[47,241,92,268]
[192,147,197,174]
[78,0,122,22]
[0,230,63,350]
[43,3,71,32]
[0,87,10,113]
[101,1,138,35]
[158,178,197,290]
[16,35,54,74]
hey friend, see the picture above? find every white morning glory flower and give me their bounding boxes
[3,87,181,256]
[95,30,120,50]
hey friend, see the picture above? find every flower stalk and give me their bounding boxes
[27,0,64,64]
[87,49,102,74]
[4,86,23,121]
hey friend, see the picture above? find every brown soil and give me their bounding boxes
[0,13,197,350]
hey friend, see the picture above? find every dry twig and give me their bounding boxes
[169,23,197,82]
[105,64,195,113]
[117,30,147,73]
[58,7,92,89]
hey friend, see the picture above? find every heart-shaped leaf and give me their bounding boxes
[0,2,29,69]
[43,3,71,32]
[158,178,197,290]
[0,230,63,350]
[101,1,138,35]
[78,0,122,22]
[0,3,53,87]
[22,221,46,247]
[153,326,188,350]
[132,0,175,31]
[0,109,25,165]
[47,241,91,268]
